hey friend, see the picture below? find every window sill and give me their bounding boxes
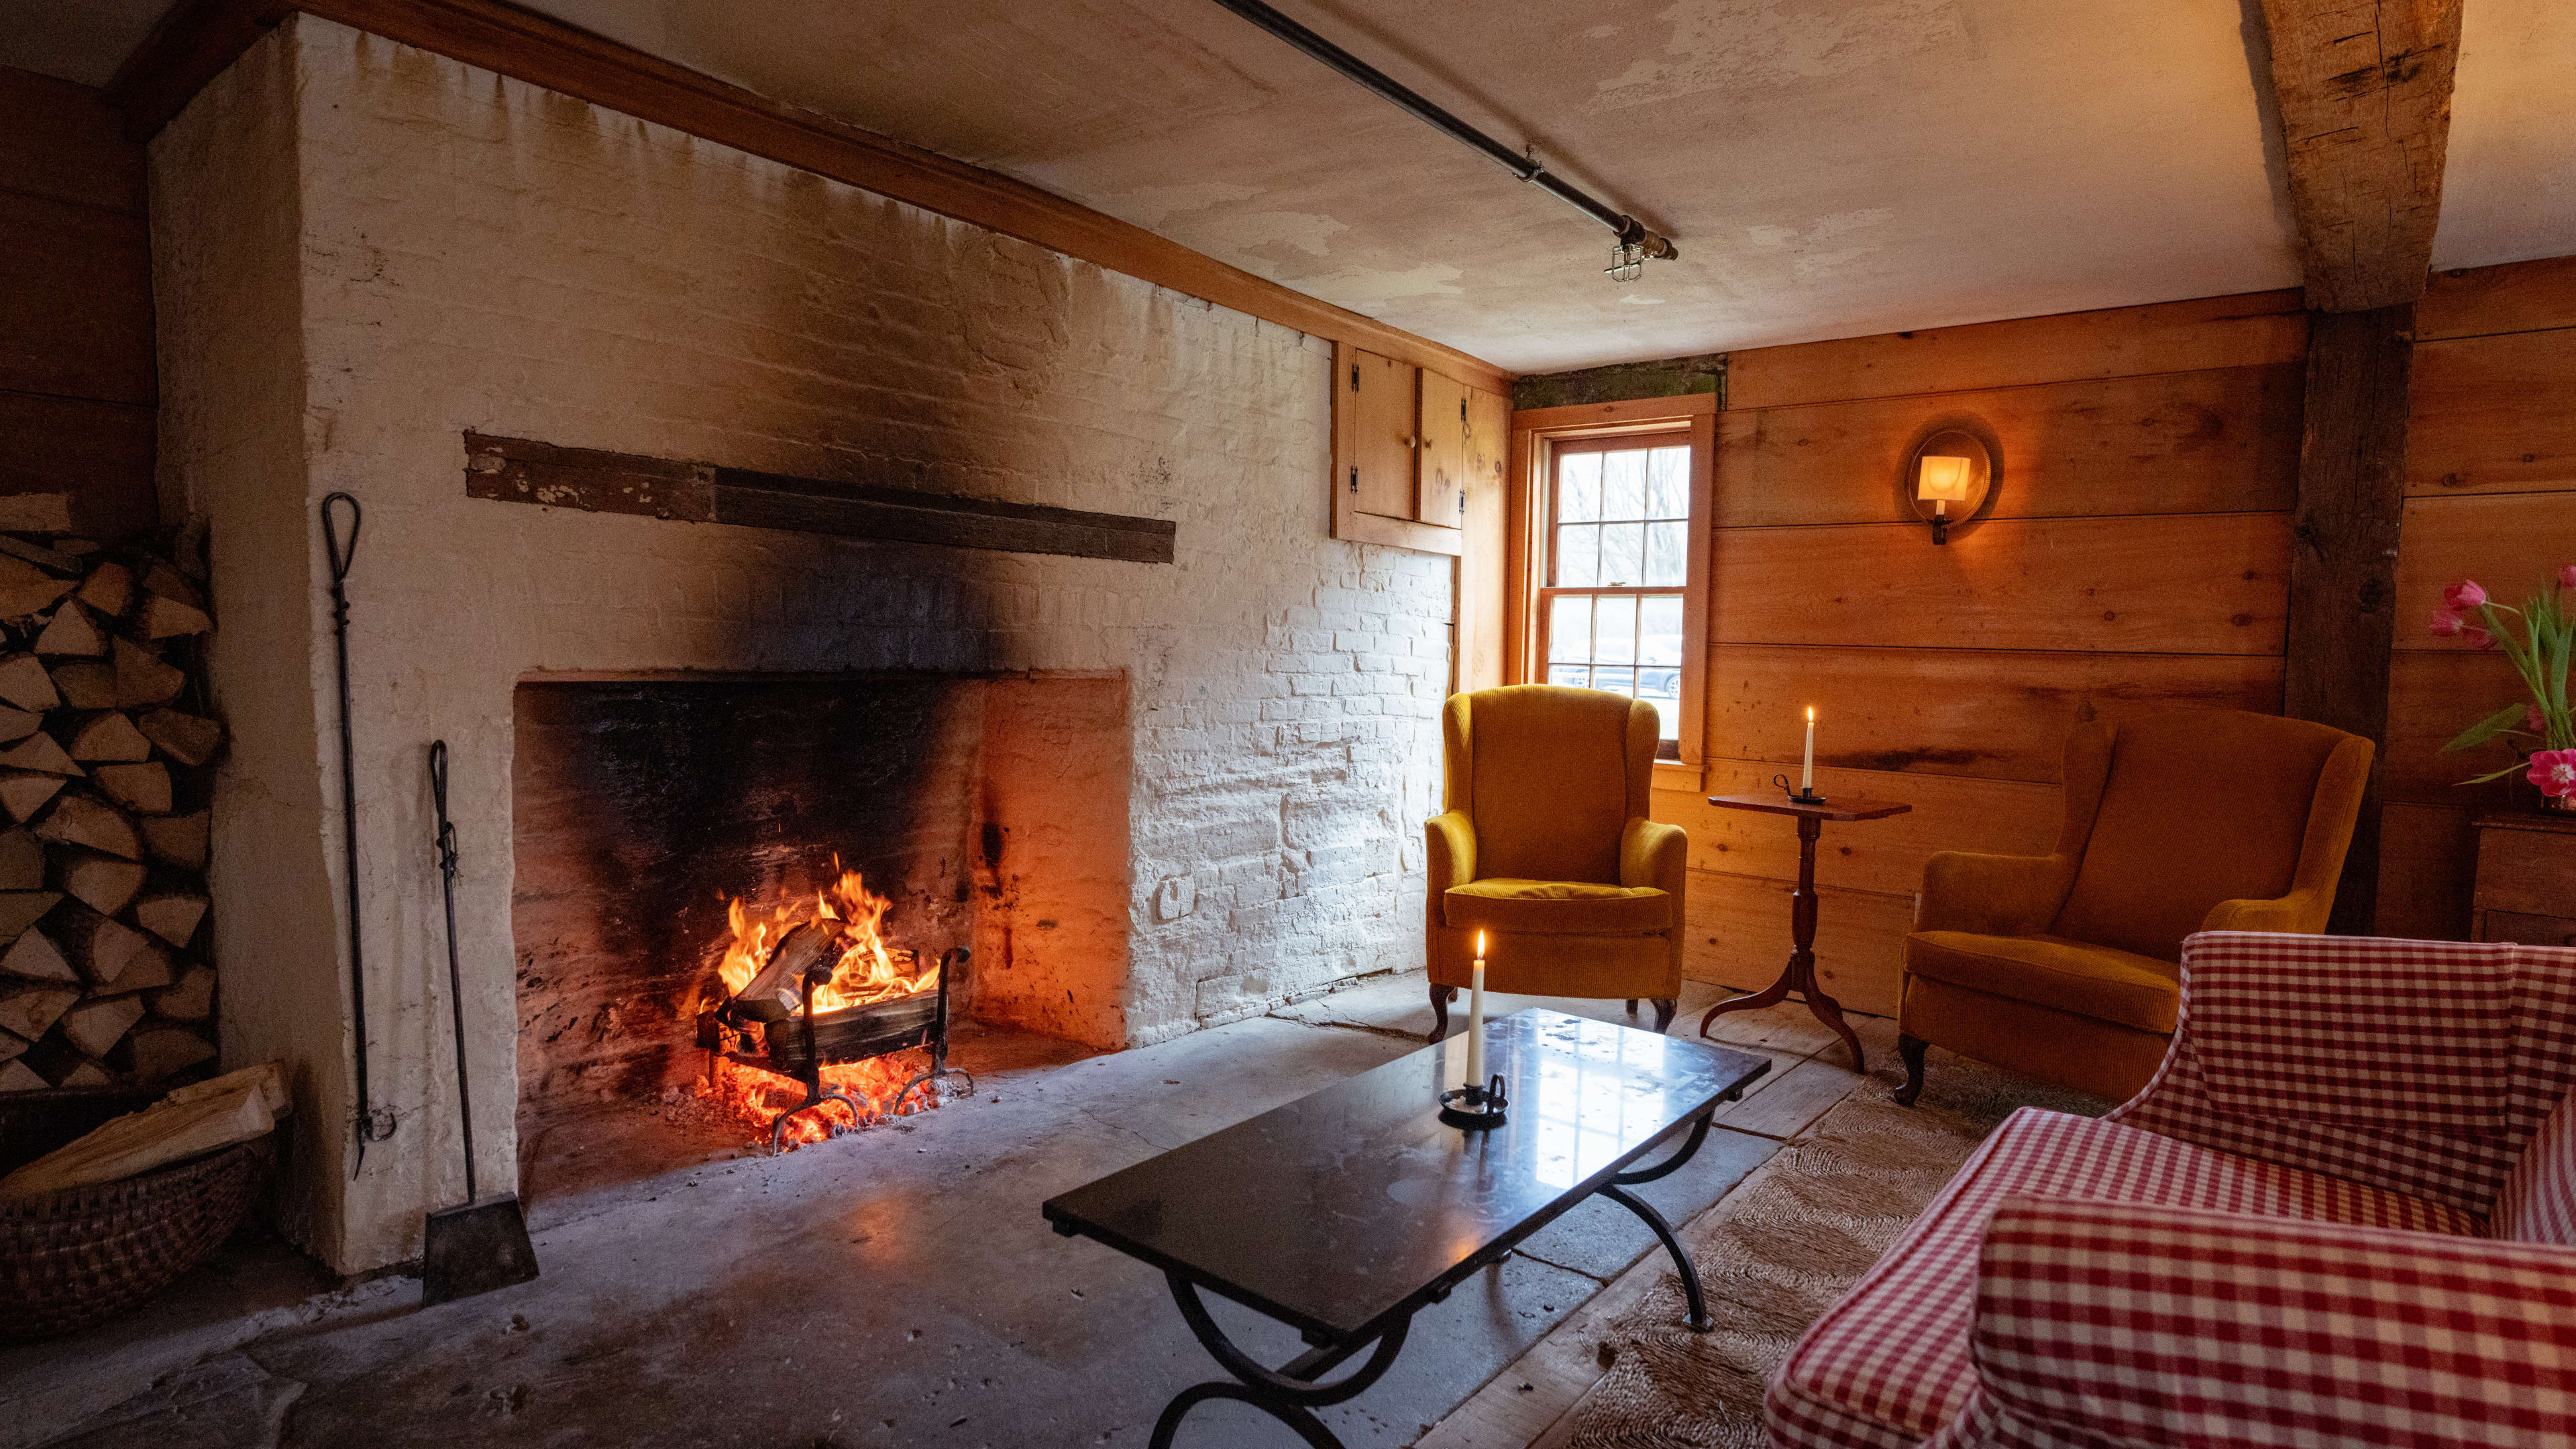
[1651,759,1705,793]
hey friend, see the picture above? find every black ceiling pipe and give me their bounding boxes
[1206,0,1677,260]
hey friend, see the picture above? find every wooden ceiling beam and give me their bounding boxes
[103,0,1513,393]
[2256,0,2463,312]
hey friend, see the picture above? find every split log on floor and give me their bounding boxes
[0,772,66,824]
[93,761,171,815]
[68,713,150,763]
[0,926,72,982]
[48,661,115,710]
[168,1062,286,1117]
[0,985,78,1040]
[0,558,74,621]
[147,965,214,1022]
[62,855,146,917]
[138,595,212,641]
[121,1023,216,1082]
[135,710,221,768]
[0,733,80,775]
[138,812,207,869]
[37,795,140,859]
[0,655,58,712]
[57,908,149,987]
[133,894,206,949]
[59,996,145,1059]
[74,562,132,618]
[0,829,39,890]
[0,708,36,745]
[0,496,72,534]
[32,604,105,658]
[0,1072,268,1197]
[111,638,184,709]
[117,940,177,993]
[0,1059,44,1091]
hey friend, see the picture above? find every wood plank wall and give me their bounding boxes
[0,65,157,539]
[1662,291,2309,1014]
[2379,256,2576,939]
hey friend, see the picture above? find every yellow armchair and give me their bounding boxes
[1424,686,1684,1040]
[1896,709,2373,1104]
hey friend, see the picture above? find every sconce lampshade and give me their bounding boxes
[1916,455,1973,503]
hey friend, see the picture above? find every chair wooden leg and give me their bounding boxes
[1894,1034,1928,1107]
[1624,999,1638,1014]
[1651,999,1676,1033]
[1428,984,1456,1042]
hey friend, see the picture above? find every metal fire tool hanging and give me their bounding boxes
[420,741,539,1306]
[322,493,397,1168]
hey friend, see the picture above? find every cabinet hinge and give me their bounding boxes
[1348,466,1359,494]
[1457,489,1466,515]
[1350,364,1360,390]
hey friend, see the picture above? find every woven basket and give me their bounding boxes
[0,1086,274,1342]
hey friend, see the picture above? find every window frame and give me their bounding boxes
[1535,433,1693,753]
[1505,396,1717,785]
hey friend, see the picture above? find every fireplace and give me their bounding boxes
[511,670,1130,1196]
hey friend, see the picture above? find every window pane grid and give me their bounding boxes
[1545,439,1689,742]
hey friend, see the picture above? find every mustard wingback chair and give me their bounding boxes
[1424,686,1684,1040]
[1894,709,2373,1106]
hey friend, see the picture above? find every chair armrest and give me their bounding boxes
[1915,851,2076,937]
[1967,1195,2576,1449]
[1425,811,1476,893]
[1619,817,1684,894]
[2200,887,2334,934]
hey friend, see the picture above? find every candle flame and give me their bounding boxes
[1476,930,1486,958]
[1806,706,1815,722]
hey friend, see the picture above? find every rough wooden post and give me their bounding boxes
[2284,305,2416,934]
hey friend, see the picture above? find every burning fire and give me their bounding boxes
[715,867,940,1014]
[702,865,946,1148]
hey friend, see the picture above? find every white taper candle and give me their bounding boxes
[1801,706,1816,792]
[1466,930,1487,1091]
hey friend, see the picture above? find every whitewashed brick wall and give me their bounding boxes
[154,17,1448,1273]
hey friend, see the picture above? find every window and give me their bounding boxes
[1540,435,1690,753]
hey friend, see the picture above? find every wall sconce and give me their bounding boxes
[1905,430,1994,545]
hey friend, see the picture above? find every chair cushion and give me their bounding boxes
[1766,1108,2484,1449]
[1443,879,1671,935]
[2049,711,2350,963]
[2493,1089,2576,1246]
[1905,931,2181,1034]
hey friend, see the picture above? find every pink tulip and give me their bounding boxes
[2532,749,2576,800]
[2465,626,2499,649]
[2445,580,2489,610]
[2530,703,2549,734]
[2561,564,2576,589]
[2429,606,2465,637]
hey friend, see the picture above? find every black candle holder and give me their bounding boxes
[1772,771,1827,806]
[1439,1075,1509,1130]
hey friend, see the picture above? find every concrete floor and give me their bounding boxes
[3,973,1892,1449]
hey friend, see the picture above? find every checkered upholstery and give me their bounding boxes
[1955,1196,2576,1448]
[1764,1108,2477,1448]
[2493,1088,2576,1245]
[1766,934,2576,1449]
[2113,933,2576,1216]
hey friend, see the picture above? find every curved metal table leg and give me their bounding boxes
[1150,1271,1410,1448]
[1599,1183,1711,1332]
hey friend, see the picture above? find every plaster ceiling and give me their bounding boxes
[6,0,2573,373]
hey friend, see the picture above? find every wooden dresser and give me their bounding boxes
[2471,812,2576,947]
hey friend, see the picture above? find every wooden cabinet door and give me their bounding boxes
[1457,384,1511,691]
[1346,349,1419,521]
[1416,370,1469,529]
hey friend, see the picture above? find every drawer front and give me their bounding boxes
[2474,828,2576,918]
[2479,910,2576,949]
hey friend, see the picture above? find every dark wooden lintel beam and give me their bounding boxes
[462,433,1175,564]
[2284,304,2415,932]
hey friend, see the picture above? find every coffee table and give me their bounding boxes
[1042,1008,1770,1448]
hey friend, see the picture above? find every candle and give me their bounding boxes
[1801,706,1815,793]
[1466,931,1487,1092]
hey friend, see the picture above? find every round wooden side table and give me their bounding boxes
[1696,792,1912,1072]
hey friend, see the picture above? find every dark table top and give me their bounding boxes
[1706,792,1911,822]
[1041,1009,1770,1342]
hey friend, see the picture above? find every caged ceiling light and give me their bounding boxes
[1209,0,1678,282]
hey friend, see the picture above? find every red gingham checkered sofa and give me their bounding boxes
[1766,932,2576,1448]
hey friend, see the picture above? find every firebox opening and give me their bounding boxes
[511,670,1130,1201]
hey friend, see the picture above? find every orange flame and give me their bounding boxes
[715,866,940,1015]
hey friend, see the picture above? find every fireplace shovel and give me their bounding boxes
[420,740,540,1307]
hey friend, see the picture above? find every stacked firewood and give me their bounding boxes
[0,499,221,1092]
